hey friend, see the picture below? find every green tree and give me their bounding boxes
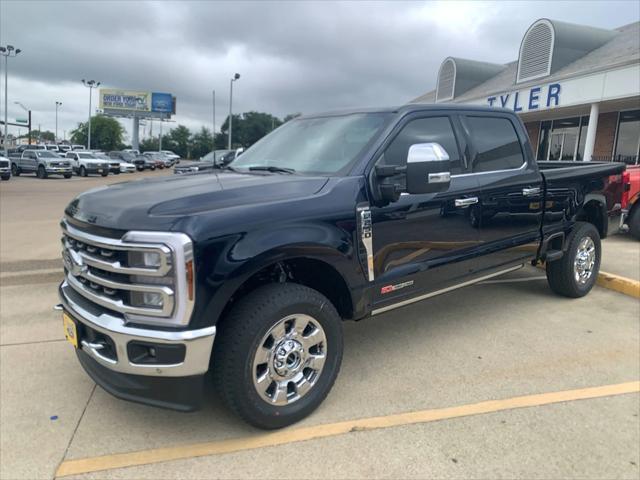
[70,116,125,151]
[29,130,56,142]
[220,112,282,148]
[189,127,214,159]
[168,125,190,158]
[283,113,302,122]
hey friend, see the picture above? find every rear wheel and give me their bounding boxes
[213,283,343,429]
[64,174,72,179]
[628,207,640,241]
[546,222,601,298]
[150,165,156,171]
[101,171,108,177]
[37,165,47,179]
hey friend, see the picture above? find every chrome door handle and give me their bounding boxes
[455,197,479,207]
[522,187,541,196]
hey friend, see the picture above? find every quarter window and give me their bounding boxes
[465,116,525,172]
[380,117,463,174]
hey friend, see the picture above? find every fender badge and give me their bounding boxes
[381,280,414,294]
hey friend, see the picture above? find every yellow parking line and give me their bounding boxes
[56,381,639,477]
[596,271,640,299]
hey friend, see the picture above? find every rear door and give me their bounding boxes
[459,113,544,270]
[369,113,482,309]
[24,151,37,172]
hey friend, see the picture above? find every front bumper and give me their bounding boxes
[46,167,72,174]
[58,280,216,378]
[0,167,10,175]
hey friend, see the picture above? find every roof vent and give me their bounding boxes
[436,58,456,102]
[517,20,554,82]
[517,19,615,83]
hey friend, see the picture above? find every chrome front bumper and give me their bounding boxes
[59,280,215,377]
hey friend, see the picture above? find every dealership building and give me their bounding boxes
[412,19,640,165]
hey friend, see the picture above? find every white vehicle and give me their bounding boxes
[58,144,72,153]
[65,151,109,177]
[119,161,136,173]
[160,150,180,161]
[122,149,140,156]
[0,155,11,180]
[45,144,60,152]
[72,144,86,151]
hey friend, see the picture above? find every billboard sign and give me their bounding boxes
[99,89,151,112]
[151,92,173,113]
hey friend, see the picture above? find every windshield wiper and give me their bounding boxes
[248,166,296,174]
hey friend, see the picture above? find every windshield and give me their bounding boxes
[78,153,97,159]
[37,151,58,158]
[121,152,135,160]
[94,153,110,160]
[230,113,390,174]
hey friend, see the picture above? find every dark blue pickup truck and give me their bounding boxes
[58,105,625,429]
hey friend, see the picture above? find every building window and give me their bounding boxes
[614,110,640,165]
[536,116,589,161]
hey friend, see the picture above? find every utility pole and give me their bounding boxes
[228,73,240,150]
[55,101,62,143]
[212,89,216,152]
[82,79,100,149]
[1,45,22,155]
[159,120,162,152]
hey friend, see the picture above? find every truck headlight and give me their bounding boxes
[131,291,165,308]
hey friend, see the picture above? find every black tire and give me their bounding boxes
[546,222,601,298]
[150,165,156,171]
[80,166,87,177]
[101,171,108,177]
[114,170,121,175]
[1,175,10,181]
[37,165,47,179]
[11,164,20,176]
[137,166,144,172]
[628,206,640,241]
[64,174,72,179]
[212,283,343,429]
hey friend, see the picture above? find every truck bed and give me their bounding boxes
[538,161,626,181]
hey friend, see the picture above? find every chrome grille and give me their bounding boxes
[61,220,195,327]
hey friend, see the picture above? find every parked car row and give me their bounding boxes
[174,148,243,174]
[5,146,181,179]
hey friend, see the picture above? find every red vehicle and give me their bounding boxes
[622,165,640,239]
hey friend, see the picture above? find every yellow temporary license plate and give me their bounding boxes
[62,312,78,348]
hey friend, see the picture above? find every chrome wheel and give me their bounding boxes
[252,314,327,406]
[574,237,596,285]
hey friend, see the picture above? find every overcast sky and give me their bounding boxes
[1,0,639,143]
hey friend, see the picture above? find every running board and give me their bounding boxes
[371,264,524,316]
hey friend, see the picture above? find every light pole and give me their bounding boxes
[1,45,22,155]
[228,73,240,150]
[55,101,62,143]
[212,89,216,152]
[14,101,31,145]
[81,79,100,149]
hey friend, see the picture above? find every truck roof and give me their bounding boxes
[302,104,513,119]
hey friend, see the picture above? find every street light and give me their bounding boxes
[81,79,100,149]
[228,73,240,150]
[14,101,31,146]
[55,101,62,143]
[1,44,22,155]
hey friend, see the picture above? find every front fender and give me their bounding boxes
[189,222,364,329]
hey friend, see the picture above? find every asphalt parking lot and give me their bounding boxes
[1,172,639,480]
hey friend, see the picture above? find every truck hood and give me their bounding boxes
[65,171,329,231]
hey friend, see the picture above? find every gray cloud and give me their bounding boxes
[1,0,638,142]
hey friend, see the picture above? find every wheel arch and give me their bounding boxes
[575,194,607,238]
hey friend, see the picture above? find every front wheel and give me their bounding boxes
[1,175,10,181]
[80,166,87,177]
[213,283,343,429]
[37,165,47,179]
[11,164,20,176]
[546,222,601,298]
[64,174,72,179]
[101,171,108,177]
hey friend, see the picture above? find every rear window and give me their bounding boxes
[464,116,525,173]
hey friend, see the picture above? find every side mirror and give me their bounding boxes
[406,142,451,194]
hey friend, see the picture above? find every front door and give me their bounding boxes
[369,114,482,310]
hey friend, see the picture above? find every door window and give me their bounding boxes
[464,116,525,172]
[379,116,463,174]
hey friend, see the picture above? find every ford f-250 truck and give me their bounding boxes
[58,105,625,429]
